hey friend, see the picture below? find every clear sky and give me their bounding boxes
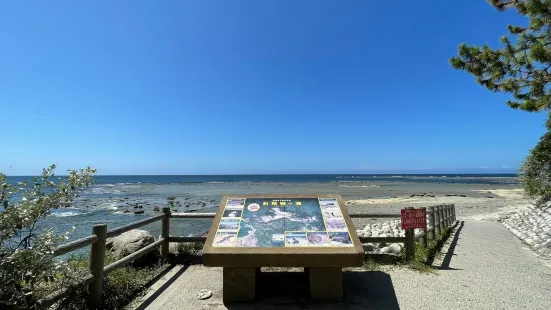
[1,1,549,175]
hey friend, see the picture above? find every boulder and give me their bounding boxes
[380,247,391,254]
[389,243,402,254]
[106,229,157,264]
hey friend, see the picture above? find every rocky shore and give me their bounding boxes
[355,218,434,254]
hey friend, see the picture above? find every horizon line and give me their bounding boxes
[5,172,520,177]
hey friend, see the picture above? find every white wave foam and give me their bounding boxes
[52,211,86,217]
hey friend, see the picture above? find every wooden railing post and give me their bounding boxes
[428,206,436,239]
[438,205,444,233]
[452,204,456,222]
[161,207,171,258]
[442,205,447,229]
[405,207,415,260]
[420,207,427,247]
[446,205,451,228]
[88,224,107,310]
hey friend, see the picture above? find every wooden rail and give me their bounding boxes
[39,204,457,309]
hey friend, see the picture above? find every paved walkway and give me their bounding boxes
[132,221,551,310]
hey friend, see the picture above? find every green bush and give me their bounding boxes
[52,253,166,310]
[0,165,96,309]
[520,113,551,198]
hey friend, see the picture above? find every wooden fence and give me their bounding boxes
[38,204,456,309]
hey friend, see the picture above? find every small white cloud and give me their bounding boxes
[501,165,509,169]
[479,166,489,169]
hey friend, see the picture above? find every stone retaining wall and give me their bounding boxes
[502,198,551,259]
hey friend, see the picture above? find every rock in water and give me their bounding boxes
[106,229,156,264]
[196,289,213,300]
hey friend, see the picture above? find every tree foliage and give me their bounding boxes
[0,165,96,309]
[450,0,551,112]
[519,112,551,197]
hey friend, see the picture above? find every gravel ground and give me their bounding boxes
[132,220,551,310]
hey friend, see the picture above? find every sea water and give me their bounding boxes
[1,174,518,255]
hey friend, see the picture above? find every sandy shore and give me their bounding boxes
[341,186,531,230]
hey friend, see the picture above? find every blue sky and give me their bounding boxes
[1,1,548,175]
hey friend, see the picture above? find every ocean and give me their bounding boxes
[2,174,519,255]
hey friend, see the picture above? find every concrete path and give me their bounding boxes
[132,221,551,310]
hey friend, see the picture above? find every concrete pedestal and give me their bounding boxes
[222,267,258,303]
[308,267,343,301]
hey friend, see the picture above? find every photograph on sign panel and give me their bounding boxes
[218,218,241,230]
[223,209,242,218]
[322,207,343,219]
[328,232,353,246]
[324,217,347,231]
[226,198,245,209]
[213,232,237,246]
[271,234,284,246]
[285,232,308,246]
[319,198,339,208]
[307,232,330,246]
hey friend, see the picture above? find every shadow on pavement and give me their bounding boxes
[438,221,465,271]
[135,265,189,310]
[224,270,400,309]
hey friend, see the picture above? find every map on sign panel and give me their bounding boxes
[212,197,353,248]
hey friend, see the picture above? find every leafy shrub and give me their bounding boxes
[0,165,96,309]
[53,253,166,310]
[520,113,551,198]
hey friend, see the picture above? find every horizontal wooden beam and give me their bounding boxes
[105,215,164,238]
[103,239,164,275]
[349,213,400,218]
[170,212,216,219]
[168,236,207,243]
[359,236,406,243]
[53,235,99,257]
